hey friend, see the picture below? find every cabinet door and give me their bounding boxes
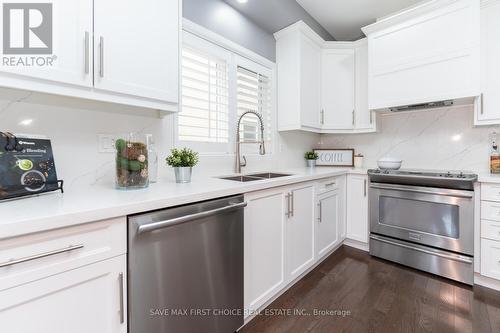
[346,175,368,243]
[0,255,127,333]
[300,35,322,129]
[286,184,315,281]
[354,40,374,130]
[316,190,340,258]
[93,0,179,102]
[244,189,286,314]
[0,0,93,87]
[478,1,500,124]
[321,49,355,129]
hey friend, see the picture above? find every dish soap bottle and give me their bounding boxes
[491,132,500,174]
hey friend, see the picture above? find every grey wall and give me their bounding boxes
[183,0,277,61]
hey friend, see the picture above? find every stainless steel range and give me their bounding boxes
[368,169,477,285]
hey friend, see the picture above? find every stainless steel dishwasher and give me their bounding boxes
[128,195,246,333]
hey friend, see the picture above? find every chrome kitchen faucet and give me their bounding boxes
[235,111,266,174]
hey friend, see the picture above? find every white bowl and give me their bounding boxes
[377,158,402,170]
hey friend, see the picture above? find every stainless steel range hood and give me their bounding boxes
[383,96,477,113]
[389,100,454,112]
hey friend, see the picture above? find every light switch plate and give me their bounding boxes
[99,134,116,153]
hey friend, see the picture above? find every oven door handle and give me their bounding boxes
[370,235,473,264]
[369,183,473,199]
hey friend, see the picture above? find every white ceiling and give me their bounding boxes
[296,0,423,41]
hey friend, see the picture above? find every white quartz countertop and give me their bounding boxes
[478,173,500,184]
[0,167,368,240]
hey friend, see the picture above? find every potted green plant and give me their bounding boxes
[166,148,199,183]
[304,151,319,168]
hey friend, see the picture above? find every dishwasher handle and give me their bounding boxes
[136,201,247,234]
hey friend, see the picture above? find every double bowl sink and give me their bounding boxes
[219,172,293,182]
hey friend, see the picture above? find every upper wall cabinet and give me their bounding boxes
[476,0,500,125]
[93,0,178,103]
[321,39,375,133]
[275,22,322,131]
[362,0,481,110]
[275,22,376,134]
[0,0,179,112]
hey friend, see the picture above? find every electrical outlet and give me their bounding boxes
[99,134,116,153]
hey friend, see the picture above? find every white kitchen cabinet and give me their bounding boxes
[316,189,342,258]
[286,184,315,281]
[353,40,375,130]
[476,0,500,125]
[321,47,355,130]
[276,22,375,134]
[0,255,127,333]
[275,22,322,131]
[0,0,93,88]
[244,188,286,313]
[362,0,480,110]
[93,0,178,102]
[346,174,369,244]
[0,0,179,111]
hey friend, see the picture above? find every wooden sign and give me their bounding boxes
[314,149,355,167]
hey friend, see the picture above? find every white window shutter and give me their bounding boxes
[179,47,229,143]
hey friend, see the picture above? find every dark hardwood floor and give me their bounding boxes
[240,246,500,333]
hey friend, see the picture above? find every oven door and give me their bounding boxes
[369,182,474,255]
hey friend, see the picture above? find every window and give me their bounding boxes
[236,66,272,144]
[178,31,274,154]
[179,46,229,143]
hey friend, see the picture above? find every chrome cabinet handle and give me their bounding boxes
[290,191,294,217]
[119,272,125,324]
[285,193,291,218]
[84,31,90,74]
[352,110,355,127]
[99,36,104,77]
[137,202,247,233]
[481,93,484,115]
[318,202,322,222]
[0,244,84,268]
[369,111,373,124]
[364,179,367,197]
[325,182,336,187]
[320,110,324,125]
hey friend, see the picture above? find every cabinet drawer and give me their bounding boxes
[482,219,500,241]
[316,177,342,193]
[482,183,500,202]
[481,201,500,221]
[481,239,500,280]
[0,217,126,291]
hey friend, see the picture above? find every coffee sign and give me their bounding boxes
[314,149,355,167]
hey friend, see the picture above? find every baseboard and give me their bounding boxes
[474,273,500,291]
[343,238,369,252]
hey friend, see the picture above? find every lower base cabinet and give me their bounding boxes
[244,187,287,314]
[244,177,345,318]
[346,174,369,244]
[286,184,316,281]
[0,255,127,333]
[316,185,345,259]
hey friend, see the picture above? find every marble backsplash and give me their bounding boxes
[0,88,320,191]
[319,105,498,174]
